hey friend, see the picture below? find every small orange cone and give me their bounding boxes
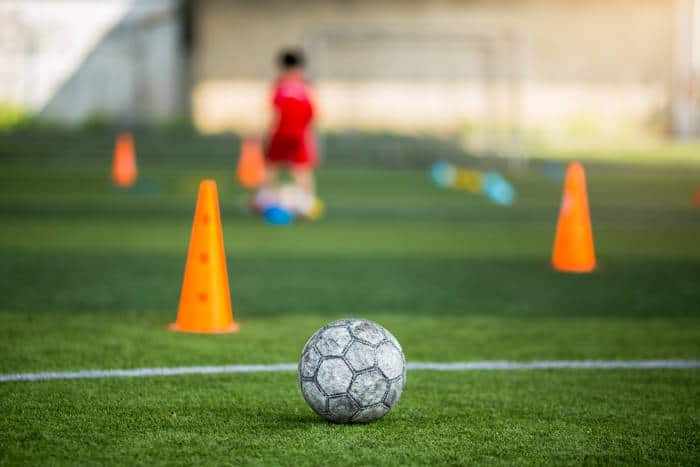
[170,180,240,333]
[552,162,596,273]
[236,137,266,189]
[112,132,138,188]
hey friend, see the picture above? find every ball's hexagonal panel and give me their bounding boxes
[349,369,389,406]
[383,378,404,407]
[348,320,385,346]
[316,358,353,395]
[327,395,360,423]
[315,326,352,356]
[344,341,376,372]
[376,342,404,380]
[301,380,326,415]
[351,403,390,423]
[299,346,321,378]
[383,327,403,352]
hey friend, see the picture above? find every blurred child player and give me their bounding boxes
[259,48,322,219]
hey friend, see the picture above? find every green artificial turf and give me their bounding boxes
[1,372,698,465]
[0,130,699,465]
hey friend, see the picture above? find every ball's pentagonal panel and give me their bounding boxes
[376,342,404,380]
[384,378,404,407]
[315,326,352,356]
[299,345,321,378]
[348,320,385,346]
[327,395,360,423]
[344,341,376,372]
[316,358,353,395]
[349,369,389,406]
[352,403,390,423]
[301,380,326,415]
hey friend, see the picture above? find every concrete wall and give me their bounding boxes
[191,0,676,137]
[0,0,185,125]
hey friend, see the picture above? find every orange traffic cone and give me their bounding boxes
[552,162,596,273]
[693,187,700,208]
[236,137,266,189]
[112,132,138,188]
[170,180,240,333]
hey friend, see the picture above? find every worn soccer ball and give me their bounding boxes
[298,319,406,423]
[252,184,323,220]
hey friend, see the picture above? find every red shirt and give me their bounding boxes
[271,77,314,138]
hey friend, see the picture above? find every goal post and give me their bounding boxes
[304,28,526,166]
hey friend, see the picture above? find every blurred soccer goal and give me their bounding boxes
[305,28,527,167]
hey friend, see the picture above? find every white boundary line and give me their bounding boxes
[1,360,698,383]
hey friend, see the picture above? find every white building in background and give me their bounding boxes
[1,0,700,142]
[0,0,186,125]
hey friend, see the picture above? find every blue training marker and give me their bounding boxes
[430,161,456,188]
[263,205,294,225]
[483,172,515,206]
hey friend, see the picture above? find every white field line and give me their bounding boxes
[0,360,698,383]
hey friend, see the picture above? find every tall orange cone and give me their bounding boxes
[112,132,138,188]
[552,162,596,273]
[236,137,265,189]
[693,187,700,208]
[170,180,240,333]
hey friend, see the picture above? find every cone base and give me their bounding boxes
[168,321,240,334]
[113,180,137,189]
[552,263,595,273]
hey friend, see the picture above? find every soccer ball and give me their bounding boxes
[298,319,406,423]
[252,184,324,220]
